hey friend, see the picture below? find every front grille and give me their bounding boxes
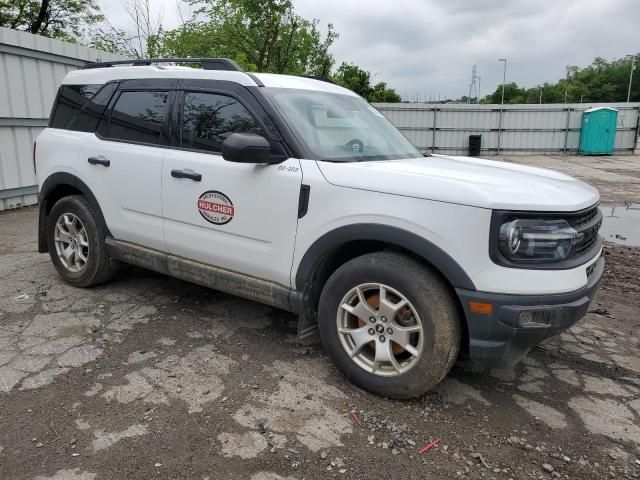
[567,206,602,257]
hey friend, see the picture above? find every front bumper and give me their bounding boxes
[456,256,605,368]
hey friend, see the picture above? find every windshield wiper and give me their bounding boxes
[321,158,361,163]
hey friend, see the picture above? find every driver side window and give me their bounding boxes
[181,92,264,153]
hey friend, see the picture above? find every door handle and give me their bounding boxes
[88,156,110,167]
[171,169,202,182]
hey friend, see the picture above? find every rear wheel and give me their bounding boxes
[47,195,117,287]
[318,252,461,399]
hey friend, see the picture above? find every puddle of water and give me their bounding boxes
[600,203,640,247]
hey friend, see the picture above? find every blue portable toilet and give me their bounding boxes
[579,107,618,155]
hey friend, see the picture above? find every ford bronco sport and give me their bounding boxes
[35,58,604,398]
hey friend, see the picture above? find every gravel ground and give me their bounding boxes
[0,204,639,480]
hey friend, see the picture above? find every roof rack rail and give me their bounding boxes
[82,58,244,72]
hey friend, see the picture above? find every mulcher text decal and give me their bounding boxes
[197,191,235,225]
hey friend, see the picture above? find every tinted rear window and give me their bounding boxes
[69,83,118,132]
[50,84,102,129]
[106,91,168,145]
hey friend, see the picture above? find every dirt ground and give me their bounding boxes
[1,157,640,479]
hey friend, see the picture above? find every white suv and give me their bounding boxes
[35,58,604,398]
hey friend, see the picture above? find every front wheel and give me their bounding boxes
[318,252,461,399]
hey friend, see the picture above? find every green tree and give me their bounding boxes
[156,0,337,76]
[333,63,401,103]
[151,1,401,101]
[0,0,103,42]
[368,81,402,103]
[481,82,527,104]
[333,63,371,97]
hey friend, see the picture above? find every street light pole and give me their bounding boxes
[498,58,507,105]
[497,58,507,155]
[628,56,636,103]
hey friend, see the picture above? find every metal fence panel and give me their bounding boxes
[374,102,640,156]
[0,27,125,211]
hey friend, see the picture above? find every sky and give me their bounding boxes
[98,0,640,100]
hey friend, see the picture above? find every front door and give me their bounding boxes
[162,88,302,287]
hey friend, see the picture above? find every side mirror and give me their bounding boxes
[222,133,274,164]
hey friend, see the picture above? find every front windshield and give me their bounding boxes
[264,88,422,162]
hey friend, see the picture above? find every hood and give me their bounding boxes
[316,154,600,211]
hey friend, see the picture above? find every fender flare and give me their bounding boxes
[294,223,476,292]
[38,172,110,253]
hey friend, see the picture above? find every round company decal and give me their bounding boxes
[197,191,235,225]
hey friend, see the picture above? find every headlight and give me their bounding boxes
[498,218,580,263]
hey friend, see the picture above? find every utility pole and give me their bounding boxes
[539,85,542,104]
[498,59,507,105]
[477,76,481,103]
[628,56,636,103]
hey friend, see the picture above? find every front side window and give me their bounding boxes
[263,88,422,162]
[181,92,264,153]
[107,91,168,144]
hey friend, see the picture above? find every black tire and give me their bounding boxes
[318,252,461,399]
[47,195,117,287]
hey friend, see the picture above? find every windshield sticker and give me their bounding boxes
[197,191,235,225]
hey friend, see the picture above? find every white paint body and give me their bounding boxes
[78,133,166,251]
[36,66,602,296]
[162,152,302,286]
[294,160,600,295]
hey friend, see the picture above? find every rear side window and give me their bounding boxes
[50,84,102,129]
[181,92,263,153]
[106,91,168,144]
[68,83,118,132]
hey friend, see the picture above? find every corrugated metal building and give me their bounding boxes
[0,27,125,211]
[373,102,640,156]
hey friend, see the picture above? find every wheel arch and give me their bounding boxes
[295,224,475,292]
[38,172,110,253]
[294,224,474,350]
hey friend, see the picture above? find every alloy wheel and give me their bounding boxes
[54,213,89,273]
[336,283,424,377]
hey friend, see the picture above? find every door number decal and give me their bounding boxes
[197,191,235,225]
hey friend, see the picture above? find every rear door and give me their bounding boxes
[76,81,175,251]
[161,82,302,287]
